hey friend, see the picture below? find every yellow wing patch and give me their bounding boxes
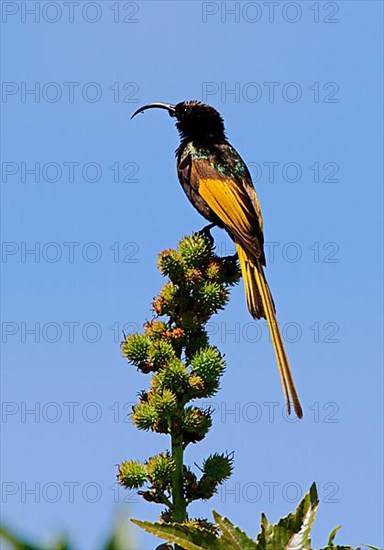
[247,185,263,233]
[198,177,253,234]
[196,174,262,260]
[190,159,264,262]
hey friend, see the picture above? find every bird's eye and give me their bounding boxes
[175,103,191,118]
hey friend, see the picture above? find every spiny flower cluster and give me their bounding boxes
[118,234,240,521]
[183,452,234,501]
[118,452,175,500]
[154,234,240,334]
[118,452,234,504]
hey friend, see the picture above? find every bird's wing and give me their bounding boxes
[191,157,265,264]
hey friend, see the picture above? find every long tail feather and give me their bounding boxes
[236,243,303,418]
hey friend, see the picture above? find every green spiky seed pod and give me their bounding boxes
[195,281,228,315]
[154,283,180,317]
[157,249,185,282]
[178,235,212,269]
[151,389,178,416]
[152,358,189,395]
[149,340,176,370]
[202,452,234,484]
[191,347,225,382]
[160,282,179,304]
[189,347,225,396]
[146,452,176,488]
[121,333,151,365]
[182,407,212,443]
[117,460,147,489]
[131,402,158,431]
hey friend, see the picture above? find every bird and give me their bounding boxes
[131,100,303,418]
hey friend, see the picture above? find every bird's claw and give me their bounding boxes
[226,252,238,262]
[195,223,216,246]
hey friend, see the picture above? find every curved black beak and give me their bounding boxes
[131,102,176,119]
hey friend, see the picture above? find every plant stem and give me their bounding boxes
[171,422,186,549]
[171,432,186,521]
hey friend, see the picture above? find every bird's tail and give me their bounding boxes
[236,243,303,418]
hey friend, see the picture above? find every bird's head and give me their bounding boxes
[131,100,226,142]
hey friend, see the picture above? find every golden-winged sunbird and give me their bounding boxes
[132,100,303,418]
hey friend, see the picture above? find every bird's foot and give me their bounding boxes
[221,252,240,282]
[221,252,238,266]
[195,223,216,246]
[225,252,238,262]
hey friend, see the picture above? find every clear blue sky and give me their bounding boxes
[1,1,383,549]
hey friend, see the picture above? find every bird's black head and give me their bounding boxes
[173,101,226,142]
[131,100,227,143]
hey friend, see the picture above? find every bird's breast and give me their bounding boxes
[177,146,222,225]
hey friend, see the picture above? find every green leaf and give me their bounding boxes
[256,482,319,550]
[0,526,40,550]
[318,522,364,549]
[328,525,342,546]
[131,518,221,550]
[0,526,71,550]
[212,511,258,549]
